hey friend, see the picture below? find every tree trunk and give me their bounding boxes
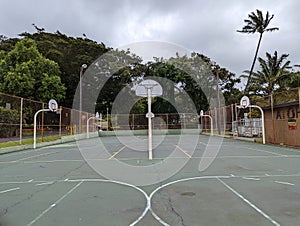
[244,33,263,94]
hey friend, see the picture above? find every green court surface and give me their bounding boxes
[1,134,300,226]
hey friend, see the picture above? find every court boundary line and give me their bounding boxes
[0,187,20,194]
[1,173,300,185]
[27,181,83,226]
[217,177,280,226]
[5,154,299,165]
[243,147,288,157]
[274,181,295,186]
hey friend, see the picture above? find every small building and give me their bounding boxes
[263,101,300,147]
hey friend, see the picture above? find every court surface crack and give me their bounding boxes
[61,162,87,178]
[166,196,186,226]
[2,183,55,217]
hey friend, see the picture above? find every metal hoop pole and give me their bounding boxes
[34,109,51,149]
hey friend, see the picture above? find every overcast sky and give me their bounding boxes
[1,0,300,85]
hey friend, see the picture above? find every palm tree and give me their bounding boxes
[247,51,291,95]
[238,9,279,93]
[289,65,300,88]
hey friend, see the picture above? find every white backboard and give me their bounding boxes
[240,96,250,108]
[146,112,155,118]
[48,99,58,112]
[135,79,163,97]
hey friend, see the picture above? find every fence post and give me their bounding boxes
[133,114,135,130]
[41,103,45,142]
[19,98,23,144]
[298,87,300,109]
[166,114,169,129]
[59,106,62,138]
[231,104,234,133]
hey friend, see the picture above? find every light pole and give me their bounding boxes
[79,64,87,133]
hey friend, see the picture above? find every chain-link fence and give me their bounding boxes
[1,87,299,146]
[0,92,96,144]
[203,88,300,146]
[0,92,201,144]
[111,113,199,131]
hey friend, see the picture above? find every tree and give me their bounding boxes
[86,48,143,114]
[215,66,242,105]
[18,30,109,107]
[288,66,300,88]
[0,38,66,102]
[245,51,291,95]
[1,30,242,113]
[238,9,279,93]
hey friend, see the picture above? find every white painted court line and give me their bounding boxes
[242,177,261,181]
[27,181,83,226]
[66,178,150,226]
[0,187,20,194]
[148,176,231,226]
[244,147,287,157]
[217,178,281,226]
[35,182,54,186]
[274,181,295,186]
[3,174,299,225]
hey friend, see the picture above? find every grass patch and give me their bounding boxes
[0,135,61,148]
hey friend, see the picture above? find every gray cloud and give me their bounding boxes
[1,0,299,83]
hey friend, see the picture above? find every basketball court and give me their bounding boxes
[1,133,300,226]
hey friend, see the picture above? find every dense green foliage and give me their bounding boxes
[18,31,109,106]
[0,38,66,102]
